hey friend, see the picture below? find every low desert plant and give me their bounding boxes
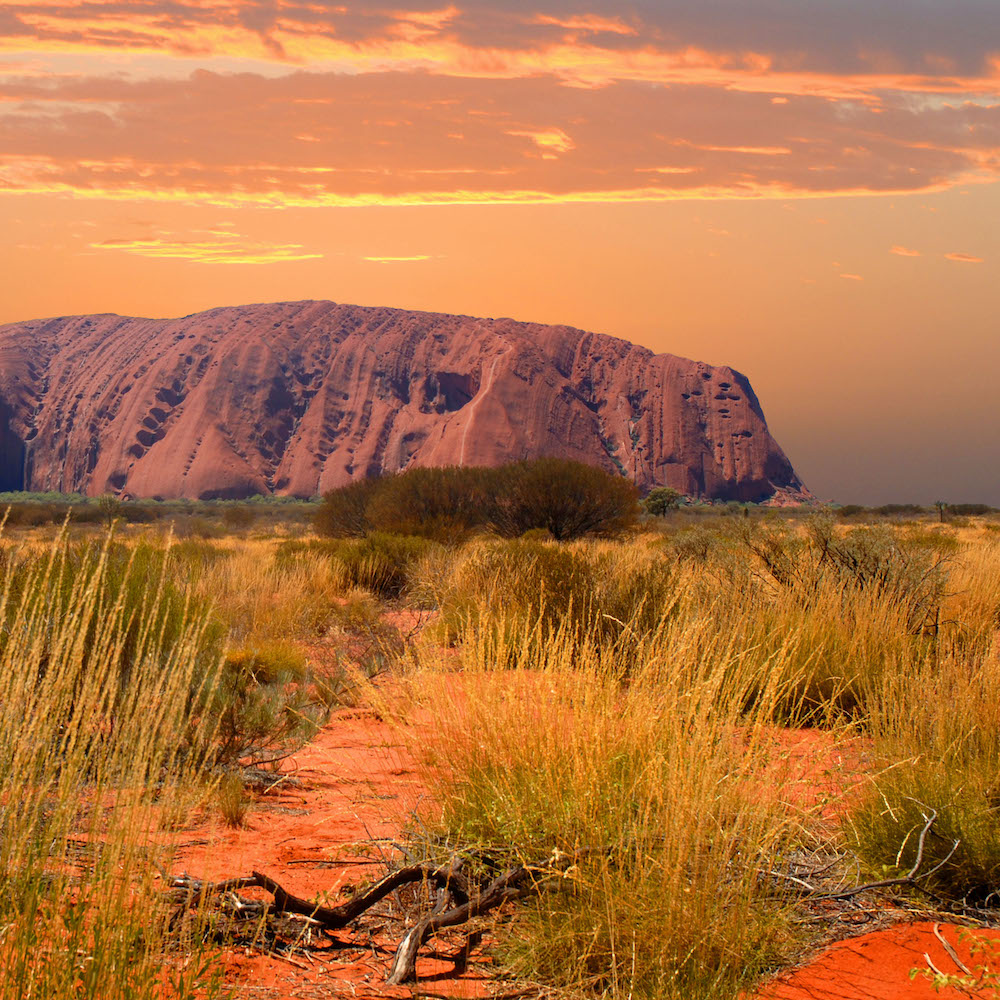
[401,607,814,1000]
[210,639,324,768]
[217,772,253,828]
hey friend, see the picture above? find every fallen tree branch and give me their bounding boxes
[171,861,470,930]
[387,860,536,984]
[170,847,590,984]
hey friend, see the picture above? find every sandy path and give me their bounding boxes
[171,708,493,999]
[167,695,998,999]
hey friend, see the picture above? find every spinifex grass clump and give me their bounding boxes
[403,603,814,1000]
[0,526,225,999]
[847,587,1000,905]
[424,536,681,655]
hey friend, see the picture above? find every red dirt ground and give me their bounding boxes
[170,706,494,999]
[756,921,1000,1000]
[167,701,999,999]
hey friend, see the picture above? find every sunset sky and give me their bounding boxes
[1,1,997,503]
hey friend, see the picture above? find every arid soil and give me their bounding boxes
[166,703,999,999]
[171,706,496,999]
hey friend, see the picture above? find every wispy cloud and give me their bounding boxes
[91,235,321,264]
[890,245,921,256]
[840,273,864,280]
[944,251,985,263]
[361,254,434,263]
[0,2,997,215]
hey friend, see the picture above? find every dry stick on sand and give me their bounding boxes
[171,849,581,984]
[173,819,962,988]
[760,808,961,905]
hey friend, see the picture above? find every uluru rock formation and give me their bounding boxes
[0,301,810,502]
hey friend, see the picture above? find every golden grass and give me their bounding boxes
[391,518,1000,997]
[4,510,1000,999]
[0,525,225,999]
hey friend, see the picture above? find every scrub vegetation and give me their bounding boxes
[3,483,1000,999]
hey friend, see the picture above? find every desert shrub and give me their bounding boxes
[487,457,639,540]
[402,614,809,999]
[836,504,867,518]
[807,517,947,633]
[366,466,491,541]
[210,639,323,768]
[217,772,252,828]
[950,503,994,516]
[849,639,1000,906]
[316,459,639,544]
[221,505,256,531]
[314,476,382,537]
[282,532,437,599]
[177,515,224,539]
[735,516,947,636]
[428,537,679,659]
[671,523,723,561]
[873,503,925,516]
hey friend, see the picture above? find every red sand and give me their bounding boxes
[169,707,494,998]
[756,921,1000,1000]
[166,700,997,999]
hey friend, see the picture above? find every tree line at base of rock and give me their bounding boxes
[315,458,640,542]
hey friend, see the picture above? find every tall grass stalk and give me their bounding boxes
[401,597,820,999]
[0,525,225,999]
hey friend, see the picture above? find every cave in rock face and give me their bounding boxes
[0,399,25,492]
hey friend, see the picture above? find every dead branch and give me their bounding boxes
[170,847,588,985]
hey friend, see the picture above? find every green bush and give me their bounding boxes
[487,458,639,541]
[313,477,382,537]
[366,466,491,541]
[316,459,640,544]
[210,639,323,768]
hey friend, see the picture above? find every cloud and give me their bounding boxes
[3,1,1000,92]
[890,245,921,256]
[0,69,997,208]
[839,273,864,280]
[91,235,321,264]
[362,254,434,262]
[944,251,985,263]
[505,127,575,156]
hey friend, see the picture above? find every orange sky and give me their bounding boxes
[1,1,997,503]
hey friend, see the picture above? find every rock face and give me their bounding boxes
[0,301,810,502]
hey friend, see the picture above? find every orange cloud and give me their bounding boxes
[92,235,321,263]
[840,273,864,280]
[505,127,575,155]
[944,251,985,263]
[890,245,921,256]
[1,70,996,208]
[362,254,433,262]
[2,3,999,99]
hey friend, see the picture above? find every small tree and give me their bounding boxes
[97,494,122,527]
[315,477,383,538]
[934,500,948,523]
[488,458,639,541]
[643,487,683,517]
